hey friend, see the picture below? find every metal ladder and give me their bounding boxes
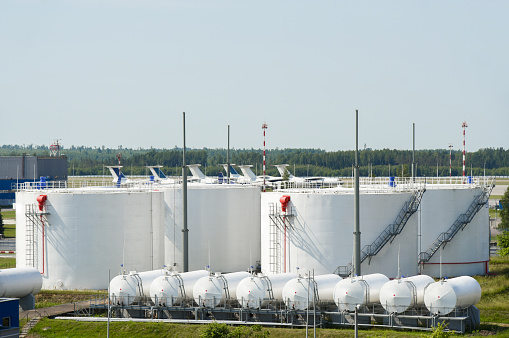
[335,188,425,277]
[25,205,36,268]
[419,183,494,265]
[25,204,49,268]
[268,203,294,274]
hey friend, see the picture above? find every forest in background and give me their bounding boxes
[1,144,509,177]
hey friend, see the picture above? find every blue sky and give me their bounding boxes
[1,1,507,151]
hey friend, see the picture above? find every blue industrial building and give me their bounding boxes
[0,298,19,337]
[0,156,67,206]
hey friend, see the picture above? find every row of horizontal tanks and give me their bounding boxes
[109,269,481,316]
[14,179,490,290]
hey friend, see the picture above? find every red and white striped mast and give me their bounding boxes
[448,143,453,183]
[462,121,468,183]
[262,123,268,192]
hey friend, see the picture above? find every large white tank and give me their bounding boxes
[109,269,166,306]
[150,270,209,306]
[261,190,418,277]
[333,273,390,311]
[379,275,434,313]
[193,271,250,307]
[424,276,481,315]
[16,189,164,290]
[236,273,297,309]
[163,185,261,273]
[0,268,42,298]
[419,187,489,277]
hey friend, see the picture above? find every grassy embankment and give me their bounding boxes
[1,209,15,238]
[22,256,509,337]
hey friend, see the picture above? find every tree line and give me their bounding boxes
[1,145,509,177]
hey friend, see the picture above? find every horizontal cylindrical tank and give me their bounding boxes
[424,276,481,315]
[333,273,390,311]
[236,273,297,309]
[109,269,166,306]
[282,275,316,310]
[109,273,138,306]
[193,271,250,307]
[379,275,434,313]
[0,268,42,298]
[314,274,343,302]
[150,270,209,306]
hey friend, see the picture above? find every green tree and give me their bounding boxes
[0,207,3,236]
[499,231,509,256]
[500,186,509,229]
[282,168,290,181]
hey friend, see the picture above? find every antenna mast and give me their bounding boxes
[462,121,468,183]
[448,143,453,183]
[262,123,268,192]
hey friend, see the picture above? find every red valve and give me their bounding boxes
[280,195,291,212]
[37,195,47,211]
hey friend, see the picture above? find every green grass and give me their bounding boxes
[28,318,429,338]
[0,254,16,268]
[35,289,108,309]
[490,195,503,200]
[2,224,15,238]
[474,256,509,324]
[0,210,15,219]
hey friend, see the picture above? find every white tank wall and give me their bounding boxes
[261,191,417,276]
[419,187,489,277]
[163,186,261,273]
[16,189,164,290]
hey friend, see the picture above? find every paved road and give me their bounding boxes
[20,299,106,321]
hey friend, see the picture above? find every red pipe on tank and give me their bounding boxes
[280,196,291,273]
[37,195,47,275]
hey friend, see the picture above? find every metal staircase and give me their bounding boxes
[335,188,425,277]
[419,183,494,265]
[25,204,50,268]
[268,203,294,274]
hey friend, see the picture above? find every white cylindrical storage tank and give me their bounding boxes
[315,274,342,302]
[236,273,298,309]
[16,189,165,290]
[261,190,418,277]
[150,270,209,306]
[282,275,316,310]
[419,187,489,277]
[164,186,261,273]
[109,273,139,306]
[424,276,482,315]
[333,273,390,311]
[268,273,298,301]
[193,271,250,307]
[379,275,434,313]
[137,270,167,297]
[150,274,180,306]
[109,269,166,306]
[236,275,268,309]
[0,268,42,298]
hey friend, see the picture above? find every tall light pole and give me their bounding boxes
[353,110,361,277]
[462,121,468,183]
[182,112,188,272]
[262,123,268,192]
[449,143,453,184]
